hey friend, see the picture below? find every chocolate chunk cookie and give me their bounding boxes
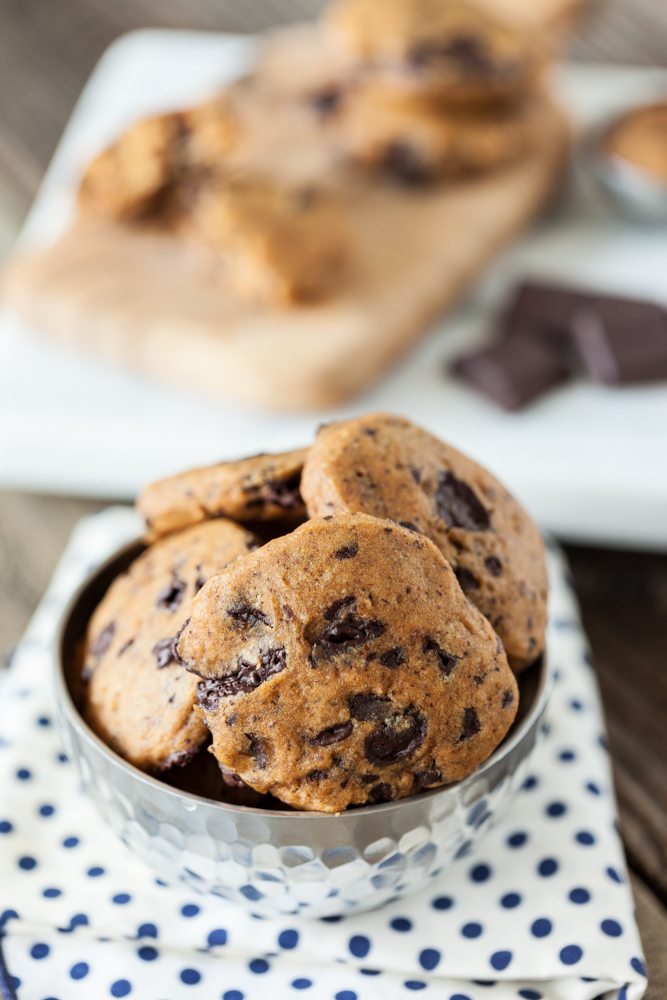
[78,113,185,222]
[324,0,544,106]
[301,414,546,672]
[138,447,309,542]
[84,519,256,772]
[186,177,350,305]
[175,512,518,812]
[78,99,240,224]
[333,82,542,181]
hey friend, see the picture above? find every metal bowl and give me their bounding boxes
[54,539,552,918]
[583,113,667,225]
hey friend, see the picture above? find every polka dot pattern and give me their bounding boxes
[0,511,647,999]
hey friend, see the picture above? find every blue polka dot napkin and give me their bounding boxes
[0,508,648,1000]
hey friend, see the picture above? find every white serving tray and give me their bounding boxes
[1,30,667,549]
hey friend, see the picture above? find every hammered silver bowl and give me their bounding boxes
[55,539,552,919]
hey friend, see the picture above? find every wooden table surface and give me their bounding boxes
[1,1,667,995]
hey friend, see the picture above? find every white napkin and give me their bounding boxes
[0,508,647,1000]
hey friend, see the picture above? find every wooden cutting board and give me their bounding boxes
[1,95,567,412]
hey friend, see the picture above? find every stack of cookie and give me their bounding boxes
[83,414,547,813]
[76,0,552,307]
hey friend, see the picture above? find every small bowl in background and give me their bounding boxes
[583,107,667,225]
[54,540,552,918]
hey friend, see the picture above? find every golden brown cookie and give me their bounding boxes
[324,0,544,106]
[78,113,185,221]
[301,414,547,672]
[175,512,518,813]
[137,447,309,542]
[333,82,543,181]
[186,177,350,305]
[83,519,256,772]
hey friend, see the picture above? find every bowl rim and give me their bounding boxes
[54,537,554,821]
[581,107,667,204]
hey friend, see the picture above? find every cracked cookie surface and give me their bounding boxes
[138,447,309,542]
[175,511,517,812]
[84,518,256,772]
[301,413,547,672]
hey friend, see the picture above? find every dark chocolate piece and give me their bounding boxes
[484,556,503,576]
[459,707,481,741]
[246,733,267,769]
[349,693,392,721]
[368,783,393,803]
[219,765,248,789]
[317,617,385,654]
[503,281,589,336]
[334,543,359,560]
[264,472,303,510]
[153,636,177,669]
[379,647,405,669]
[157,576,187,612]
[89,622,115,659]
[227,604,270,627]
[570,299,667,384]
[423,637,458,676]
[313,721,354,746]
[435,471,490,531]
[454,567,479,591]
[364,712,426,766]
[452,334,570,411]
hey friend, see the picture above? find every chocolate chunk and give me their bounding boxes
[455,567,479,591]
[118,638,134,657]
[410,466,421,484]
[195,646,286,708]
[335,542,359,560]
[398,521,420,532]
[162,744,203,769]
[89,622,115,659]
[349,693,392,721]
[313,720,354,746]
[570,298,667,384]
[282,604,294,620]
[323,596,356,621]
[435,472,490,531]
[459,707,481,741]
[318,616,385,654]
[227,604,270,627]
[384,142,431,186]
[306,769,328,782]
[194,575,207,594]
[153,636,177,669]
[364,712,426,766]
[452,331,570,411]
[259,646,286,678]
[219,764,248,788]
[157,576,187,612]
[504,281,588,334]
[246,733,267,770]
[484,556,503,576]
[415,767,442,786]
[360,774,378,784]
[502,690,514,707]
[312,87,342,117]
[264,472,303,509]
[369,783,393,804]
[379,647,405,669]
[423,637,458,676]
